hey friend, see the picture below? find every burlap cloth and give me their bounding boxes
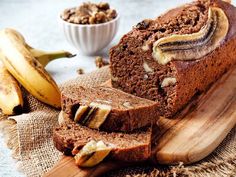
[0,66,235,177]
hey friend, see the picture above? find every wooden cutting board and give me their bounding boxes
[44,68,236,177]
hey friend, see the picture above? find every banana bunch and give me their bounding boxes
[0,28,75,115]
[3,28,75,67]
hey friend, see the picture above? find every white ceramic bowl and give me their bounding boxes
[60,13,120,55]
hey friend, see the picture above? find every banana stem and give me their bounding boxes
[30,49,76,66]
[43,50,76,59]
[31,49,76,59]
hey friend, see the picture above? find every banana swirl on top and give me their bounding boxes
[152,7,229,65]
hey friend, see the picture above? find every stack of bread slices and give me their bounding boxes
[53,86,159,167]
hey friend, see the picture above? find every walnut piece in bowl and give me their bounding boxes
[61,2,117,25]
[60,2,119,55]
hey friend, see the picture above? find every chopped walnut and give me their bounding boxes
[61,2,117,25]
[98,2,110,10]
[77,68,84,75]
[95,56,109,68]
[106,9,117,20]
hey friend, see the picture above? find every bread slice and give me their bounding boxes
[53,112,152,162]
[110,0,236,117]
[61,86,159,132]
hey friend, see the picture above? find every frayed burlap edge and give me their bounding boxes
[0,118,20,159]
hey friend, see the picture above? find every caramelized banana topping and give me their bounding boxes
[152,7,229,65]
[74,140,112,167]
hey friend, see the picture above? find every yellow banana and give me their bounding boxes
[0,28,61,109]
[0,61,23,115]
[3,28,75,67]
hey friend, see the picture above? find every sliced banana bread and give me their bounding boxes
[110,0,236,117]
[61,86,159,132]
[53,113,152,162]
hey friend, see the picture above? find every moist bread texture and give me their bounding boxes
[61,86,159,132]
[53,117,152,162]
[110,0,236,117]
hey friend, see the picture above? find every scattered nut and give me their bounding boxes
[95,56,109,68]
[111,75,119,81]
[77,68,84,75]
[61,2,117,25]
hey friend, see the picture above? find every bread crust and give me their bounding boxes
[110,0,236,117]
[53,113,152,162]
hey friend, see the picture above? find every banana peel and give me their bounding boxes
[0,61,23,115]
[0,28,61,109]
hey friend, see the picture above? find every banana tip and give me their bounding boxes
[13,105,23,115]
[68,53,77,58]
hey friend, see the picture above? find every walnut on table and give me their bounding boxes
[77,68,84,75]
[95,56,109,68]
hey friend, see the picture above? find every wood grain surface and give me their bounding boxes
[44,68,236,177]
[153,68,236,164]
[44,156,134,177]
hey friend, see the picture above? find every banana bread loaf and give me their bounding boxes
[61,86,159,132]
[53,112,152,162]
[110,0,236,117]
